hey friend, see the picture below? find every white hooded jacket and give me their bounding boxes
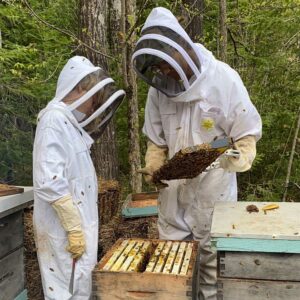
[133,8,262,300]
[140,8,262,241]
[33,57,108,299]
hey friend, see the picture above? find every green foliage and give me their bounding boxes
[0,0,77,184]
[0,0,299,204]
[223,0,300,201]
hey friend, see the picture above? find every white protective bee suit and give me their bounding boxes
[132,7,262,300]
[33,56,125,299]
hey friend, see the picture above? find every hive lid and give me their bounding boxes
[211,201,300,241]
[0,184,24,197]
[0,186,33,217]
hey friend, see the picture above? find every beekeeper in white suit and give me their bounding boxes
[33,56,125,299]
[132,7,262,300]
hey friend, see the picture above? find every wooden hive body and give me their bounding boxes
[211,201,300,300]
[92,238,198,300]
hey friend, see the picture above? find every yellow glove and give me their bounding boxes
[66,231,85,259]
[138,141,168,183]
[52,194,86,259]
[220,135,257,172]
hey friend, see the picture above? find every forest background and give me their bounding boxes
[0,0,299,202]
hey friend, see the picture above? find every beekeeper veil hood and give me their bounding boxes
[53,56,125,140]
[132,7,201,97]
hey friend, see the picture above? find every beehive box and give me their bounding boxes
[122,191,159,218]
[211,201,300,300]
[0,186,33,300]
[93,238,198,300]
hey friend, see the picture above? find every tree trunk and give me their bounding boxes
[107,0,122,58]
[282,108,300,202]
[219,0,227,62]
[121,0,142,192]
[184,0,204,42]
[79,0,119,180]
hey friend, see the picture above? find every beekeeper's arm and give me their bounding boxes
[220,72,262,172]
[138,88,168,183]
[52,195,85,259]
[34,125,85,259]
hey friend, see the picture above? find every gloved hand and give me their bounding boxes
[52,194,86,259]
[205,149,240,171]
[138,166,156,184]
[219,135,257,172]
[66,231,85,259]
[138,141,168,184]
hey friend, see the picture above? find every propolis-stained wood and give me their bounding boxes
[92,238,198,300]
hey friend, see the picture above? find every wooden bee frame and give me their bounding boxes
[152,142,228,184]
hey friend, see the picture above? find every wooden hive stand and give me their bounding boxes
[92,238,198,300]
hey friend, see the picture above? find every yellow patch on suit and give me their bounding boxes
[201,118,215,131]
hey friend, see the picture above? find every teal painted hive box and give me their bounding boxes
[211,201,300,300]
[122,191,158,218]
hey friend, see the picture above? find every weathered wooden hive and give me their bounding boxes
[93,238,198,300]
[0,185,34,300]
[211,201,300,300]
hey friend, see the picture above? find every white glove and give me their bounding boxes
[206,136,256,172]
